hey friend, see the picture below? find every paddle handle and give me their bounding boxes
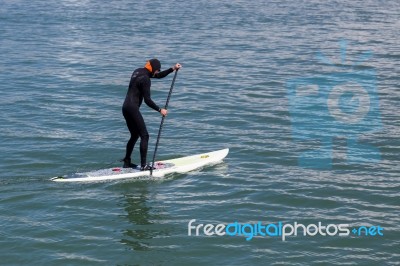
[150,69,179,175]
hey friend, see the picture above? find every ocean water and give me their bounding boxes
[0,0,399,265]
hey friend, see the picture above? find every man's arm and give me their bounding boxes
[153,63,182,79]
[153,68,173,79]
[141,77,161,112]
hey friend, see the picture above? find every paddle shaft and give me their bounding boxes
[150,69,179,175]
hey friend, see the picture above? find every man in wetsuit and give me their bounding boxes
[122,59,181,170]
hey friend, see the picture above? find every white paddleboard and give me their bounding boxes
[51,148,229,182]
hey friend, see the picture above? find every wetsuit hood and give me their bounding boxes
[144,59,161,75]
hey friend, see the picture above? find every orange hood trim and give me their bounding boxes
[144,61,152,73]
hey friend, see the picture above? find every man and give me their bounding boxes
[122,59,181,170]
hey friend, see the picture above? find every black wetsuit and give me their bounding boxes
[122,67,173,167]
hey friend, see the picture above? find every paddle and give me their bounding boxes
[150,69,179,176]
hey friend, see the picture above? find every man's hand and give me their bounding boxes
[160,108,168,117]
[173,63,182,71]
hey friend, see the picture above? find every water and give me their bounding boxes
[0,0,399,265]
